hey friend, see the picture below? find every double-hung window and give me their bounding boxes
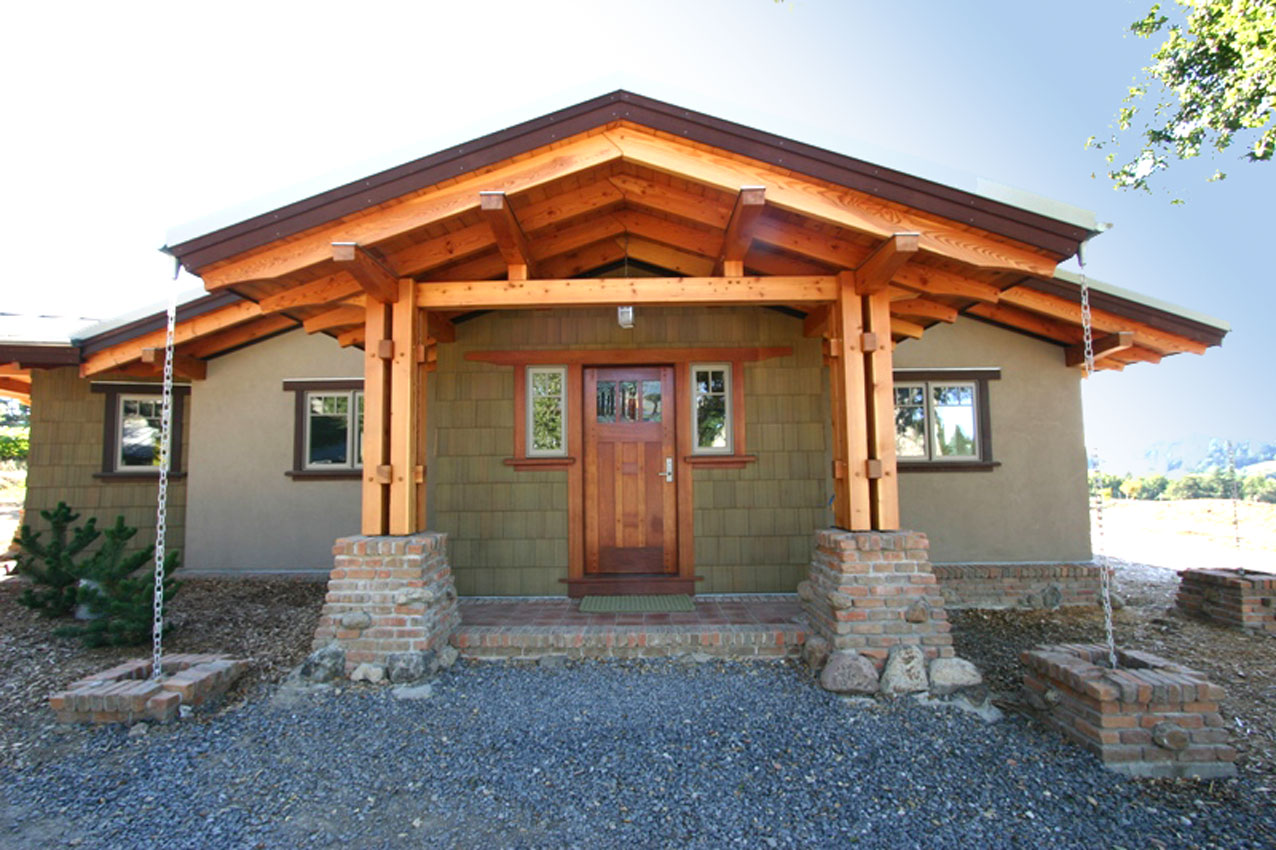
[92,382,190,477]
[893,369,998,468]
[690,363,732,454]
[526,366,567,457]
[284,379,364,478]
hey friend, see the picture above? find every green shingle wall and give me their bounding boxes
[430,308,827,596]
[24,368,188,554]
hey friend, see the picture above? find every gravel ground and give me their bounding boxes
[2,661,1275,850]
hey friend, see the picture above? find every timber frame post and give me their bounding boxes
[361,279,429,536]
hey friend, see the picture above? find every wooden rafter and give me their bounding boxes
[537,239,627,279]
[531,216,627,262]
[964,302,1083,343]
[854,233,920,295]
[258,273,361,314]
[141,347,207,380]
[602,126,1060,278]
[201,134,622,287]
[80,300,264,376]
[303,304,364,334]
[180,314,298,358]
[889,297,957,323]
[890,318,925,340]
[0,375,33,403]
[1065,331,1135,368]
[479,191,535,280]
[608,173,732,229]
[715,186,766,276]
[415,275,836,310]
[332,243,399,303]
[999,286,1206,355]
[614,210,722,259]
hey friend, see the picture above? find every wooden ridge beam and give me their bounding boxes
[141,348,207,380]
[716,186,766,276]
[889,297,957,323]
[303,304,364,334]
[81,300,264,376]
[332,243,399,303]
[603,126,1060,278]
[480,191,535,280]
[416,275,836,310]
[854,233,920,295]
[1065,331,1135,368]
[201,133,622,287]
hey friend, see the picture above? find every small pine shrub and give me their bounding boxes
[13,502,99,617]
[55,516,182,648]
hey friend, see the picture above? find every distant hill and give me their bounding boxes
[1134,437,1276,477]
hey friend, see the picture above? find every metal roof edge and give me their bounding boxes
[1051,268,1230,334]
[75,289,246,355]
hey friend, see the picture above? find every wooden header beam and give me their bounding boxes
[416,275,836,310]
[479,191,535,280]
[1066,331,1135,368]
[332,243,400,303]
[716,186,766,276]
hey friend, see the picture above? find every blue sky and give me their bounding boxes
[3,0,1270,472]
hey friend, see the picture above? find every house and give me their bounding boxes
[8,92,1227,615]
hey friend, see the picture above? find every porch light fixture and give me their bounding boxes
[617,306,634,329]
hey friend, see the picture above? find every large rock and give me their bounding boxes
[1041,584,1063,610]
[796,581,816,604]
[386,651,433,683]
[802,636,831,672]
[299,644,345,683]
[339,610,373,630]
[819,651,879,694]
[394,587,436,606]
[827,591,855,610]
[436,645,460,670]
[349,663,385,684]
[880,645,928,696]
[928,657,983,697]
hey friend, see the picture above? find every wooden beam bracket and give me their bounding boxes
[1065,330,1135,368]
[854,233,921,295]
[333,242,400,303]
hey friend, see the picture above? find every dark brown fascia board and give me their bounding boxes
[0,343,80,368]
[76,291,246,357]
[1011,276,1228,348]
[165,91,1096,273]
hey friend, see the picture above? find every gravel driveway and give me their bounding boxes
[3,661,1273,849]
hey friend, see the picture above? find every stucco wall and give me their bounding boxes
[184,330,364,574]
[893,318,1092,563]
[24,367,188,554]
[432,307,827,595]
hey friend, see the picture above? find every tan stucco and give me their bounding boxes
[184,330,364,574]
[893,318,1092,563]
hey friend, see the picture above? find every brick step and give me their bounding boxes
[452,623,807,660]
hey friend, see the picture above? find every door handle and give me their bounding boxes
[657,456,674,483]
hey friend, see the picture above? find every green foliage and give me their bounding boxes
[12,502,100,617]
[55,517,181,648]
[1243,474,1276,502]
[0,426,29,461]
[1089,0,1276,193]
[1089,471,1127,498]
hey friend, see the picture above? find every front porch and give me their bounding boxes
[451,594,808,660]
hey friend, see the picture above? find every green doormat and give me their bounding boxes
[579,595,696,613]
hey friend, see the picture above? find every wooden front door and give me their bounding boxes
[584,366,677,577]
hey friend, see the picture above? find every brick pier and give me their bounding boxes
[1176,569,1276,633]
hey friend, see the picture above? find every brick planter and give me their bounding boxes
[49,653,249,725]
[801,529,953,668]
[1177,569,1276,634]
[1021,644,1235,778]
[932,563,1100,609]
[311,533,460,676]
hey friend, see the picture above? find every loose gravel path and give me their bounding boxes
[3,661,1273,850]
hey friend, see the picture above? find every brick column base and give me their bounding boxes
[311,533,460,676]
[800,529,954,668]
[1177,569,1276,633]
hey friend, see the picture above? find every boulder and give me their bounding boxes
[827,591,855,610]
[796,581,816,604]
[928,657,983,696]
[299,644,345,683]
[339,610,373,630]
[1041,584,1063,609]
[819,651,879,695]
[392,683,434,700]
[386,651,433,683]
[349,663,385,684]
[436,645,460,670]
[1153,722,1190,751]
[880,645,928,696]
[904,600,930,624]
[802,636,831,672]
[394,587,437,606]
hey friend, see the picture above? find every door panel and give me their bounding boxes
[584,366,677,576]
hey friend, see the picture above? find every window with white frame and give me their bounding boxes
[117,395,164,471]
[894,378,987,463]
[304,390,364,469]
[527,366,567,456]
[690,363,732,454]
[92,383,190,477]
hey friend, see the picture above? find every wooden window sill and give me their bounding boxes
[286,469,362,481]
[684,454,757,469]
[897,461,1001,472]
[93,471,187,481]
[504,457,576,470]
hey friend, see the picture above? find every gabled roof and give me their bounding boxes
[165,91,1098,273]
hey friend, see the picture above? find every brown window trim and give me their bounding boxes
[893,368,999,472]
[283,379,364,480]
[91,382,191,476]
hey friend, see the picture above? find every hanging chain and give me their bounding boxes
[1227,440,1242,565]
[1079,253,1118,670]
[152,264,179,679]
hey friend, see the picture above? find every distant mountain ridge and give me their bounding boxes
[1139,436,1276,476]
